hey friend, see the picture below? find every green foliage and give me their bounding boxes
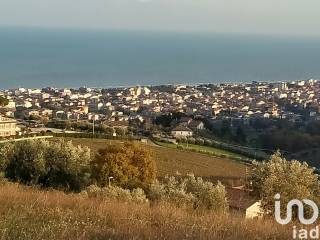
[0,143,14,174]
[114,127,126,136]
[5,140,49,184]
[85,185,148,204]
[1,139,92,191]
[148,174,228,213]
[43,140,92,191]
[0,96,9,107]
[185,175,228,212]
[251,151,320,217]
[195,138,204,145]
[91,142,156,189]
[148,177,195,207]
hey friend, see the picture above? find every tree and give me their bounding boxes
[42,139,92,191]
[1,139,92,191]
[5,140,49,184]
[91,142,156,189]
[114,127,126,137]
[235,126,246,143]
[0,143,14,177]
[220,119,232,139]
[0,96,9,107]
[251,151,320,217]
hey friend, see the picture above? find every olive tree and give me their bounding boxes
[1,139,92,191]
[251,151,320,217]
[42,139,92,191]
[5,140,49,184]
[148,174,229,213]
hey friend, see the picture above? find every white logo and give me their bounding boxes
[274,193,319,225]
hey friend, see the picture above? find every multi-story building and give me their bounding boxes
[0,116,16,138]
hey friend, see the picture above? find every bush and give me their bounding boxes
[148,177,195,207]
[148,175,228,213]
[85,185,148,203]
[91,142,156,189]
[185,174,228,212]
[177,145,184,150]
[195,138,204,145]
[204,139,212,146]
[187,137,195,144]
[1,139,92,191]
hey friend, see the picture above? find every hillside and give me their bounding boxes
[0,181,291,240]
[64,138,248,183]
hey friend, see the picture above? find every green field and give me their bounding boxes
[61,138,248,184]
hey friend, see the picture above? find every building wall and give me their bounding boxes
[245,201,263,219]
[0,117,16,138]
[172,131,193,138]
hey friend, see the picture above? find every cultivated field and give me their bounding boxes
[155,141,247,159]
[63,138,248,182]
[0,181,292,240]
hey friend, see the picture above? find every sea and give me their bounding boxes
[1,27,320,90]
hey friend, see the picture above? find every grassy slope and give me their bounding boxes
[65,138,247,181]
[0,182,292,240]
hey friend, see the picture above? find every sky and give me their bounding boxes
[0,0,319,36]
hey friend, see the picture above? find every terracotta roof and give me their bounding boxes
[188,120,203,128]
[226,187,259,210]
[171,125,193,132]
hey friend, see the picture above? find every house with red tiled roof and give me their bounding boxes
[227,187,263,219]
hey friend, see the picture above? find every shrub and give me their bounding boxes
[148,175,228,213]
[1,139,92,191]
[195,138,204,145]
[85,185,148,203]
[148,177,195,207]
[185,174,228,212]
[187,137,195,144]
[177,145,184,150]
[204,139,212,146]
[131,188,149,203]
[177,137,187,143]
[91,142,156,189]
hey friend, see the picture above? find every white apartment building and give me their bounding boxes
[0,116,16,138]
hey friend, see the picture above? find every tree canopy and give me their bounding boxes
[251,151,320,217]
[0,96,9,107]
[91,142,156,189]
[0,139,92,191]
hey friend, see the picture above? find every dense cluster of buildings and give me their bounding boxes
[0,79,320,138]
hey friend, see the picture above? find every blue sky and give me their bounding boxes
[0,0,319,36]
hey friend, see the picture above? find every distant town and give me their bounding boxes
[1,79,320,165]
